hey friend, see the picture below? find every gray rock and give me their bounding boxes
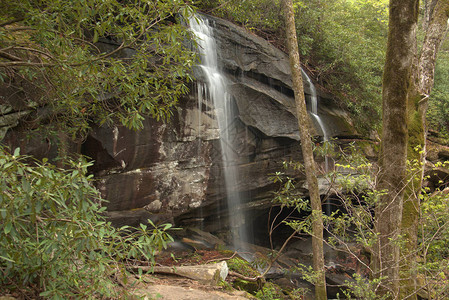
[80,15,355,228]
[149,261,229,285]
[1,14,355,232]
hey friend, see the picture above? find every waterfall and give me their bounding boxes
[301,69,332,215]
[301,69,330,172]
[189,15,248,249]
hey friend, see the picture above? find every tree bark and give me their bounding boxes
[401,1,449,298]
[281,1,327,299]
[418,0,449,97]
[373,0,419,298]
[424,0,441,30]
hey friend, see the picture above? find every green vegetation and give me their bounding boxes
[0,0,196,138]
[304,0,387,133]
[1,0,449,298]
[268,143,449,298]
[200,0,447,138]
[428,48,449,140]
[254,282,285,300]
[227,256,261,278]
[199,0,388,134]
[0,1,195,297]
[0,147,174,298]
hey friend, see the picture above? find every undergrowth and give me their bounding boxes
[0,147,174,299]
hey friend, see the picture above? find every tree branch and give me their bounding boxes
[0,61,54,67]
[0,17,24,27]
[0,50,22,62]
[12,46,56,61]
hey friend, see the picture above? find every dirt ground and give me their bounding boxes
[127,250,254,299]
[130,274,252,300]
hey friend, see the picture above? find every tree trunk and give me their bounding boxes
[401,1,449,298]
[418,0,449,97]
[424,0,441,30]
[373,0,419,298]
[281,1,327,299]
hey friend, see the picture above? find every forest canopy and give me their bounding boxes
[1,0,448,137]
[0,0,197,139]
[198,0,448,136]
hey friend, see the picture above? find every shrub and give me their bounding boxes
[0,147,174,299]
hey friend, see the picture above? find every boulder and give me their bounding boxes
[147,261,229,285]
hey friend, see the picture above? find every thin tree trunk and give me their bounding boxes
[281,1,327,299]
[418,0,449,97]
[401,1,449,298]
[373,0,419,298]
[424,0,440,30]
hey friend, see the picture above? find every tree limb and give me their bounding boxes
[0,61,54,67]
[0,50,22,62]
[0,17,24,27]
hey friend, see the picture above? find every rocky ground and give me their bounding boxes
[128,274,251,300]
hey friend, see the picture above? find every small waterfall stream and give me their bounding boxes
[189,15,248,249]
[301,69,330,172]
[301,69,332,216]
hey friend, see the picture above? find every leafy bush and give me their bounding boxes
[0,147,174,299]
[0,0,197,137]
[203,0,282,32]
[254,282,284,300]
[296,0,387,133]
[427,50,449,138]
[204,0,388,134]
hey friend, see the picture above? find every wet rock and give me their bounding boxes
[184,227,227,248]
[438,149,449,161]
[1,14,355,231]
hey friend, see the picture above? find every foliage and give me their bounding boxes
[268,142,449,298]
[329,144,449,298]
[427,48,449,138]
[0,147,174,298]
[338,273,389,300]
[227,257,260,278]
[254,282,284,300]
[0,0,197,138]
[198,0,282,33]
[417,161,449,299]
[201,0,388,134]
[295,0,388,133]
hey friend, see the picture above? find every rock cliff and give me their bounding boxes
[80,15,354,230]
[1,15,355,232]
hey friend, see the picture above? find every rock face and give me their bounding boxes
[1,15,354,232]
[81,15,355,230]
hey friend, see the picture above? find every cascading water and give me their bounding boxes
[301,69,330,172]
[189,15,248,249]
[301,69,332,215]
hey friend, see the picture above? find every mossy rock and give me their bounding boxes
[232,278,260,294]
[227,257,260,278]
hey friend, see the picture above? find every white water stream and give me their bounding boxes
[301,69,332,215]
[301,69,330,173]
[189,16,248,249]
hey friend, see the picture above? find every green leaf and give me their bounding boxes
[0,255,15,263]
[4,222,12,234]
[93,29,99,43]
